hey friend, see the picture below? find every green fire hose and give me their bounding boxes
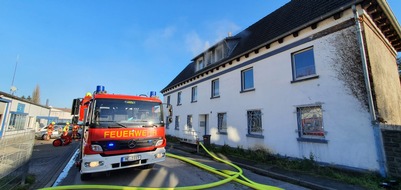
[40,142,282,190]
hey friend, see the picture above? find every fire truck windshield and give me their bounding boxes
[92,99,163,128]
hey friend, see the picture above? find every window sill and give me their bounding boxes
[174,128,179,131]
[297,137,328,144]
[240,88,255,93]
[177,104,182,106]
[217,132,227,135]
[246,134,264,139]
[291,75,319,83]
[191,100,197,103]
[210,95,220,99]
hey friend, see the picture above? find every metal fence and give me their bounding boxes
[0,129,35,190]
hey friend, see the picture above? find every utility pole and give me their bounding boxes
[10,55,19,95]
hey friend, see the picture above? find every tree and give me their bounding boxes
[32,84,40,104]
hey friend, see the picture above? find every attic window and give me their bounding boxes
[215,46,224,61]
[196,58,204,72]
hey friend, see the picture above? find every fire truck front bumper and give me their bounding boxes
[80,148,166,174]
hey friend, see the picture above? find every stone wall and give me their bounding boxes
[381,126,401,178]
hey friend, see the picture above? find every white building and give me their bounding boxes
[0,91,72,137]
[161,0,401,176]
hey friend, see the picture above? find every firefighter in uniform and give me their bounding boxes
[72,124,79,140]
[46,122,55,141]
[61,122,72,145]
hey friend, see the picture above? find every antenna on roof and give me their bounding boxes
[10,55,19,95]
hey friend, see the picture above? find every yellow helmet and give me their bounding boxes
[66,122,70,125]
[51,122,55,125]
[85,92,92,97]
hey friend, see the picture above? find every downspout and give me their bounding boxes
[352,5,387,177]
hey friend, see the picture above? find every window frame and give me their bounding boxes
[175,115,180,130]
[187,115,192,129]
[196,58,204,71]
[211,79,220,98]
[241,67,255,92]
[191,86,197,103]
[177,92,182,106]
[291,47,318,82]
[296,105,328,143]
[217,112,227,134]
[246,109,263,138]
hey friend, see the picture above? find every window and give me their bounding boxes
[165,116,170,129]
[166,96,170,107]
[206,51,213,66]
[241,68,254,91]
[191,86,197,102]
[177,92,182,105]
[215,46,224,61]
[187,115,192,128]
[196,59,204,71]
[8,112,27,131]
[175,116,180,130]
[247,110,263,136]
[211,79,219,98]
[297,106,325,138]
[217,113,227,133]
[292,47,316,80]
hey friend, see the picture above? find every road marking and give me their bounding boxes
[52,148,79,187]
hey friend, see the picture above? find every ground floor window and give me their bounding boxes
[8,113,27,131]
[217,113,227,133]
[297,106,325,138]
[175,116,180,130]
[247,110,263,135]
[187,115,192,128]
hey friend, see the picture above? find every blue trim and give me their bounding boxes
[164,37,312,96]
[9,111,28,115]
[0,98,11,103]
[0,102,10,138]
[297,137,328,144]
[246,134,264,139]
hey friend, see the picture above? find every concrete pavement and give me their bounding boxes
[28,139,368,190]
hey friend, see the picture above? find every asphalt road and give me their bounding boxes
[29,139,309,190]
[28,139,80,190]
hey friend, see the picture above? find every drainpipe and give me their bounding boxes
[352,5,387,177]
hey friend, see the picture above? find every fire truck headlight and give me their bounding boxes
[84,161,104,168]
[155,139,163,146]
[154,152,165,159]
[91,144,103,152]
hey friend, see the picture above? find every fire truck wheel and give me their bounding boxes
[80,173,91,181]
[53,139,63,147]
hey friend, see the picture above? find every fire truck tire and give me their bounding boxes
[80,173,91,181]
[52,139,63,147]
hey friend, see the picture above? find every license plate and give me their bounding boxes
[121,155,141,162]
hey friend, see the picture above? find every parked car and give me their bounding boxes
[35,125,63,140]
[35,123,83,140]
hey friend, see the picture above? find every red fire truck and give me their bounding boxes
[71,86,169,180]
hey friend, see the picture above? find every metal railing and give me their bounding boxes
[0,129,35,190]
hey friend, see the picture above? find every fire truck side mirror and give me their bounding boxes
[71,98,81,115]
[167,116,173,123]
[167,104,173,117]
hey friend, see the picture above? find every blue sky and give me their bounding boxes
[1,1,400,109]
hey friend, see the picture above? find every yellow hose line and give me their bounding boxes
[40,142,282,190]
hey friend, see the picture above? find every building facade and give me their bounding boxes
[0,91,72,137]
[161,0,401,176]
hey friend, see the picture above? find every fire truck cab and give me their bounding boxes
[71,86,169,180]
